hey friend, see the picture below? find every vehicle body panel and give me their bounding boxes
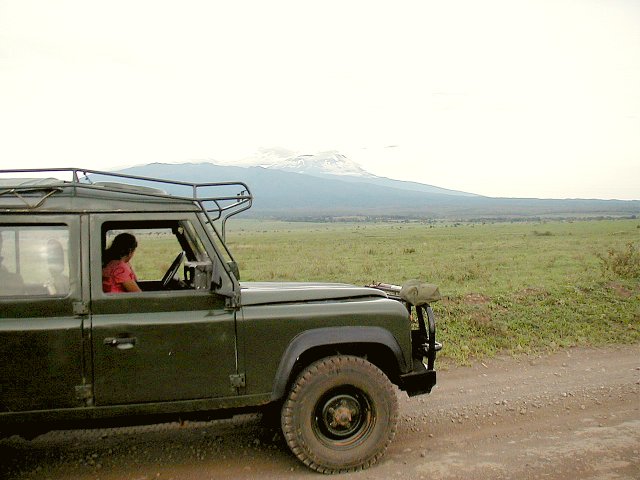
[238,293,412,395]
[91,297,237,405]
[0,214,84,412]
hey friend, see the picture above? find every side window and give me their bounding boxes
[0,225,70,297]
[102,220,212,293]
[105,227,183,282]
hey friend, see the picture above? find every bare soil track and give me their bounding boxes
[2,344,639,480]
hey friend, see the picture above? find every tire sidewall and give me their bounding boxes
[283,356,397,471]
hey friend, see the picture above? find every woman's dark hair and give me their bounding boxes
[104,233,138,264]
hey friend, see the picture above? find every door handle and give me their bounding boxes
[104,337,137,350]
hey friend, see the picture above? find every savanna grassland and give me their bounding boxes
[226,218,639,364]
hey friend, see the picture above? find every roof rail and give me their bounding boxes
[0,167,252,240]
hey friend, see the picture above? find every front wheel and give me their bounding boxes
[281,355,398,473]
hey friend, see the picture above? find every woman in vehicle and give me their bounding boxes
[102,232,142,293]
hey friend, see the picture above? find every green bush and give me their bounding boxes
[598,242,640,279]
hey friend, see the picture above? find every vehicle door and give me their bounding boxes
[0,217,86,411]
[89,214,238,405]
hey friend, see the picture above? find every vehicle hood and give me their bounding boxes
[239,281,388,306]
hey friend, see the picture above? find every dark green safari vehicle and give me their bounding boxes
[0,168,441,473]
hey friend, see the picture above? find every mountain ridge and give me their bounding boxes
[113,162,640,220]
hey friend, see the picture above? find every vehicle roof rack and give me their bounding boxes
[0,167,252,240]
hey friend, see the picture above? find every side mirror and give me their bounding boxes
[227,261,240,281]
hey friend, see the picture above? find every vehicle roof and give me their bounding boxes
[0,168,252,220]
[0,179,199,214]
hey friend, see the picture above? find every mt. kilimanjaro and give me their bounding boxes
[228,150,479,198]
[115,153,639,219]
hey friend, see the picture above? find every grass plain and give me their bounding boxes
[226,218,639,364]
[131,218,639,364]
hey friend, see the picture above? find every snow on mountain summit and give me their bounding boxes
[263,151,374,178]
[219,148,375,178]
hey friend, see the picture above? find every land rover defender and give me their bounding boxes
[0,168,440,473]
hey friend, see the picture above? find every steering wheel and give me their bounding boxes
[161,251,185,288]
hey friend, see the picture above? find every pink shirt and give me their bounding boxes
[102,260,137,293]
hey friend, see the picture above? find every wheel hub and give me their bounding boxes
[321,394,363,438]
[329,402,355,428]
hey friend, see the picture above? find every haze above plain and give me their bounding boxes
[0,0,638,200]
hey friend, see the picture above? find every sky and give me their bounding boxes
[0,0,639,200]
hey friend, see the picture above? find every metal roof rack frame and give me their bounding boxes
[0,167,252,242]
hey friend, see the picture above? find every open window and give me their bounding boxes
[101,220,214,293]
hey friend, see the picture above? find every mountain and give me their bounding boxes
[234,150,479,197]
[112,162,640,220]
[115,162,463,216]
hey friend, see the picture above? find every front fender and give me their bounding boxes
[270,326,407,401]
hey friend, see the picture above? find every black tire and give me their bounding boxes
[281,355,398,473]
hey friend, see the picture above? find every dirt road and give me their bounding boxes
[2,345,639,480]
